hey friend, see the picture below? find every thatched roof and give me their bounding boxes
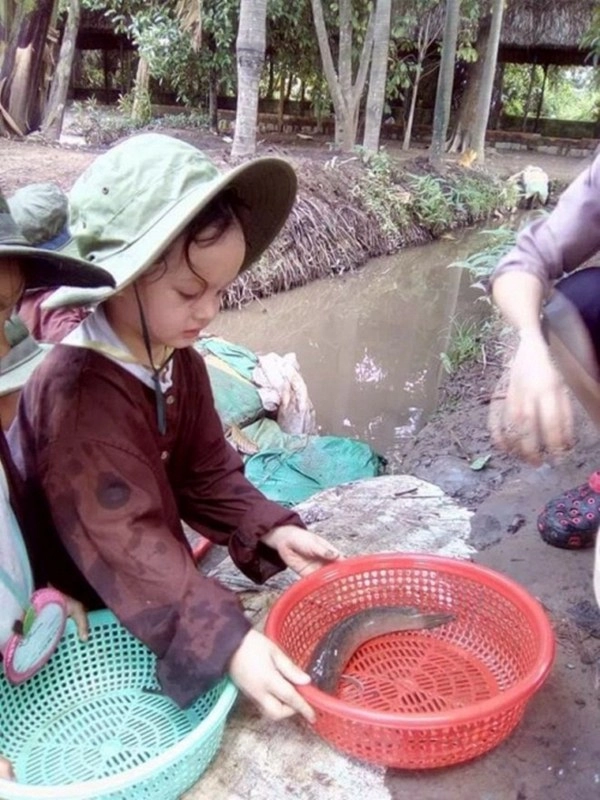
[500,0,596,64]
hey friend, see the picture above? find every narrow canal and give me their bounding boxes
[208,225,500,464]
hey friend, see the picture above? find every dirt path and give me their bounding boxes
[0,131,589,195]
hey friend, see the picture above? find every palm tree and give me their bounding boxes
[470,0,504,163]
[363,0,392,153]
[429,0,461,165]
[231,0,267,157]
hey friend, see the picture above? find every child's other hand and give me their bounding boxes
[262,525,341,577]
[228,629,315,723]
[0,755,15,781]
[63,595,89,642]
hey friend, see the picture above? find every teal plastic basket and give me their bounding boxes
[0,610,238,799]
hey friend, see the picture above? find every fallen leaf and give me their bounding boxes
[470,454,491,471]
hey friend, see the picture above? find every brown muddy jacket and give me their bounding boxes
[490,155,600,294]
[11,344,304,707]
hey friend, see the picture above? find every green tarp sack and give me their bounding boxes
[195,337,264,428]
[240,418,386,507]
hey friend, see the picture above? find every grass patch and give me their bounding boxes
[440,317,493,375]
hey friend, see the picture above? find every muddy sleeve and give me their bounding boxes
[490,156,600,296]
[39,438,251,709]
[177,356,305,584]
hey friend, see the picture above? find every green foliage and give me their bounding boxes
[117,87,152,125]
[503,63,599,122]
[81,0,237,106]
[351,147,411,239]
[581,7,600,64]
[71,97,136,145]
[405,173,455,234]
[403,168,519,237]
[543,66,599,121]
[450,174,519,221]
[152,108,209,129]
[440,317,491,375]
[449,225,522,280]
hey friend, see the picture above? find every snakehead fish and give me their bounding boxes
[307,605,454,694]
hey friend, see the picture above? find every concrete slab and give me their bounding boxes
[186,475,475,799]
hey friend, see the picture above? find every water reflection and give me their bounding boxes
[208,227,493,463]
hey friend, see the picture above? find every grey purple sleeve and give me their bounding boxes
[490,156,600,296]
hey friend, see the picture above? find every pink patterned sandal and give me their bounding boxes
[537,471,600,549]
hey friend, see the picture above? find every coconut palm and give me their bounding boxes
[470,0,504,163]
[363,0,392,153]
[429,0,461,165]
[231,0,267,157]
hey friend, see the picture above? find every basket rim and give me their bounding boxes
[0,609,238,800]
[265,552,556,728]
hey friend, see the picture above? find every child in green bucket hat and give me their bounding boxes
[0,190,115,782]
[12,133,341,720]
[7,182,91,343]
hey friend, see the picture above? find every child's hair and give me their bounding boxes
[151,188,249,282]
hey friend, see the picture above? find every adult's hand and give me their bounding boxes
[489,330,573,464]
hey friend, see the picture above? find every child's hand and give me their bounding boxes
[228,629,315,723]
[63,595,89,642]
[262,525,341,577]
[0,755,15,781]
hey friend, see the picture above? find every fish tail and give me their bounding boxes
[419,612,455,629]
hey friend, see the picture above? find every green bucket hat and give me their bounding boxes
[44,132,297,310]
[0,316,51,397]
[0,191,115,291]
[7,183,69,248]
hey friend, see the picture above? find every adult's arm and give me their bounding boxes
[490,155,600,296]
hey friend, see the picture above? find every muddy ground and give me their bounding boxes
[1,129,599,799]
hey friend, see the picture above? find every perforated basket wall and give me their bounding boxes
[265,553,555,769]
[0,610,238,800]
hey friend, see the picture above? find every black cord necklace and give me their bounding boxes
[133,285,169,435]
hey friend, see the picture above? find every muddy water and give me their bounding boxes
[208,227,496,464]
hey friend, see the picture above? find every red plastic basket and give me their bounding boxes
[265,553,555,769]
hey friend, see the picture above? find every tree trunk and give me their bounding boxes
[208,73,218,132]
[402,14,437,151]
[131,55,149,124]
[429,0,461,165]
[41,0,80,140]
[311,0,374,152]
[231,0,266,157]
[363,0,391,153]
[533,63,548,133]
[277,70,285,132]
[489,60,504,129]
[402,62,422,150]
[0,0,17,62]
[0,0,57,135]
[521,63,537,132]
[470,0,504,164]
[448,12,489,153]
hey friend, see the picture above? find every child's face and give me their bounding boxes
[127,220,246,350]
[0,259,25,355]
